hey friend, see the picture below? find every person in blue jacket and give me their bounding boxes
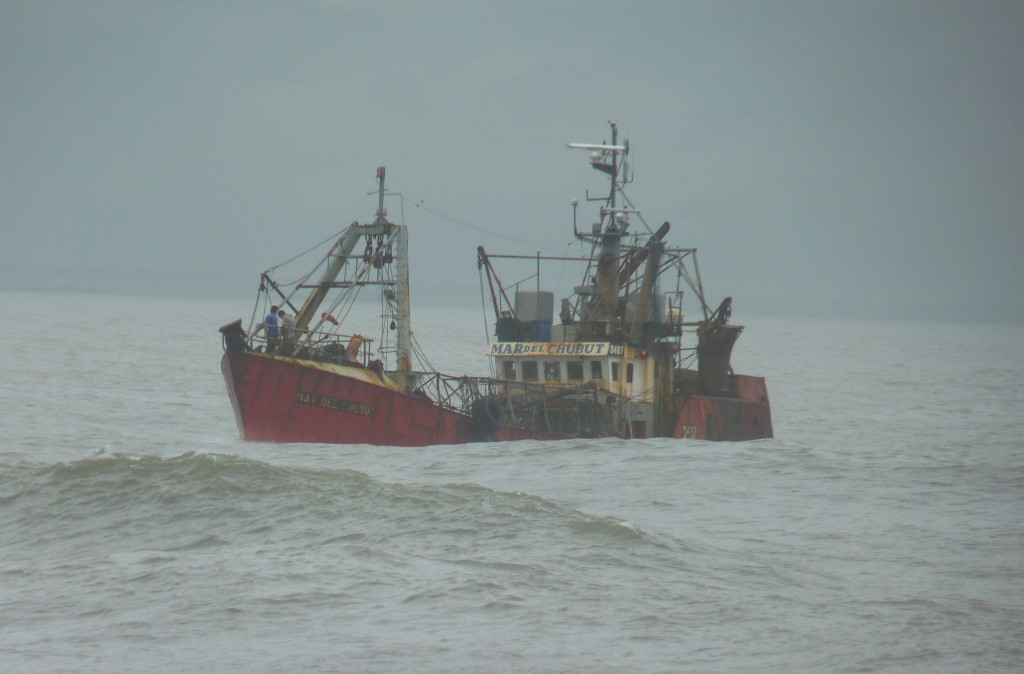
[263,305,282,353]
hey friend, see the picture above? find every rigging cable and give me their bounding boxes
[389,176,563,249]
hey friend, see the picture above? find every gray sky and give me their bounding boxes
[3,1,1022,322]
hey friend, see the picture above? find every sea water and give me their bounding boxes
[1,289,1021,673]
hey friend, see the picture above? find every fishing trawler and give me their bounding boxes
[219,124,772,445]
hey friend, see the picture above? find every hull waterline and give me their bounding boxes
[221,351,564,446]
[221,350,771,445]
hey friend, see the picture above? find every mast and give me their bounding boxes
[387,167,413,390]
[366,166,412,390]
[291,167,412,390]
[567,121,631,333]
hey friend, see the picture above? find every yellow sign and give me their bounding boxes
[487,342,623,357]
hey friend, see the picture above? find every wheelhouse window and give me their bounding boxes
[589,360,603,381]
[502,360,516,380]
[611,362,619,383]
[544,361,561,382]
[626,363,634,384]
[522,361,539,381]
[566,361,584,382]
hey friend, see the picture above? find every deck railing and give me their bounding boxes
[249,327,375,366]
[400,371,606,436]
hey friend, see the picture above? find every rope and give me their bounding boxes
[265,230,342,274]
[389,176,563,250]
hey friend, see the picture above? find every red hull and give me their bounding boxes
[222,351,771,445]
[674,375,773,441]
[221,351,563,446]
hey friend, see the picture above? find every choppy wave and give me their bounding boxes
[0,453,712,669]
[2,452,696,567]
[4,447,1016,673]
